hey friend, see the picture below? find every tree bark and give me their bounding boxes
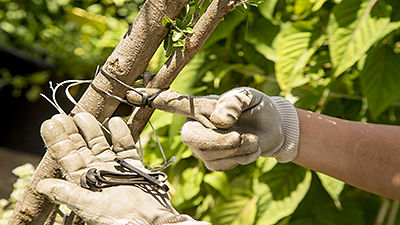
[129,0,239,139]
[8,1,187,224]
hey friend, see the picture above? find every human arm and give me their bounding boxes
[294,109,400,200]
[127,87,400,200]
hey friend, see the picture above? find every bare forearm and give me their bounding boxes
[293,109,400,199]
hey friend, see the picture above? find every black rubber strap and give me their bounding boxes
[92,67,169,108]
[80,158,169,192]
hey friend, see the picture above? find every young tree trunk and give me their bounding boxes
[8,1,187,224]
[129,0,239,138]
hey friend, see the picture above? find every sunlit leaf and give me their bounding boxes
[258,0,278,22]
[182,167,204,200]
[311,0,328,12]
[172,30,183,42]
[328,0,400,77]
[360,44,400,118]
[204,171,231,198]
[203,10,246,48]
[254,164,312,225]
[294,0,313,18]
[246,16,280,62]
[274,21,325,92]
[231,196,258,225]
[316,172,345,209]
[290,175,365,225]
[211,195,258,225]
[65,6,107,33]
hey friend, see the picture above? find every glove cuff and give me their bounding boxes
[269,96,300,162]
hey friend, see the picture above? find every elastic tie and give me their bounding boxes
[92,67,169,108]
[80,158,169,192]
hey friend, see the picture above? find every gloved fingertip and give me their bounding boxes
[108,116,127,131]
[204,159,238,171]
[40,119,56,136]
[73,112,95,124]
[40,119,67,146]
[210,111,238,129]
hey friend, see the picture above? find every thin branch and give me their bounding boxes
[9,0,188,224]
[128,0,240,140]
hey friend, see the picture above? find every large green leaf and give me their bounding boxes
[360,44,400,118]
[204,171,231,198]
[203,9,246,48]
[258,0,279,22]
[253,164,312,225]
[246,16,280,62]
[182,167,204,200]
[294,0,327,19]
[258,163,308,200]
[328,0,400,77]
[274,21,325,92]
[211,195,258,225]
[317,172,345,209]
[290,175,365,225]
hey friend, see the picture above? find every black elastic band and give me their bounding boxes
[93,67,169,108]
[80,158,169,192]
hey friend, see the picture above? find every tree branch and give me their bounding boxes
[128,0,240,140]
[8,1,187,224]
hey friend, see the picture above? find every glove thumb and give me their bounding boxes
[210,87,263,129]
[37,178,91,210]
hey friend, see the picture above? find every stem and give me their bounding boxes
[386,200,399,225]
[8,0,188,224]
[128,0,241,140]
[375,199,390,225]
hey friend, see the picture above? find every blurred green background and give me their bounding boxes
[1,0,400,224]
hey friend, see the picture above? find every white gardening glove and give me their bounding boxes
[127,87,299,171]
[36,112,210,225]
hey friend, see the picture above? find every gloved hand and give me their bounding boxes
[127,87,299,171]
[36,112,210,225]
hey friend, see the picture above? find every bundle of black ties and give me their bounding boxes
[80,67,171,193]
[80,158,169,192]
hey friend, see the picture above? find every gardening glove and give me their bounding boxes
[36,112,210,225]
[127,87,299,171]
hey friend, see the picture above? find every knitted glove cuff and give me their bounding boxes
[269,96,300,162]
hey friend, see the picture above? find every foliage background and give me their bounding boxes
[2,0,400,224]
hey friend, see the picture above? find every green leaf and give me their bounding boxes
[232,196,258,225]
[203,9,246,48]
[328,0,400,77]
[65,7,107,33]
[211,195,258,225]
[246,16,280,62]
[258,0,278,22]
[256,157,277,173]
[258,163,308,200]
[173,39,185,48]
[360,44,400,118]
[172,30,182,42]
[290,175,366,225]
[164,33,174,57]
[274,21,325,92]
[254,164,312,225]
[204,172,231,198]
[316,172,345,209]
[311,0,328,12]
[294,0,313,18]
[162,17,171,27]
[182,167,204,200]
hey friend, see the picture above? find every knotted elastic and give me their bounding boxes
[80,158,169,192]
[91,67,169,108]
